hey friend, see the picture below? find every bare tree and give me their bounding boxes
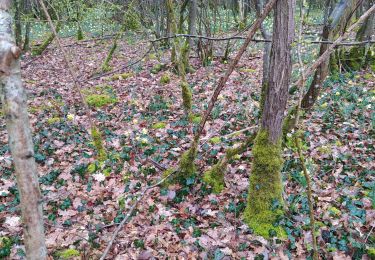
[0,0,47,259]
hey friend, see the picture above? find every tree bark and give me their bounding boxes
[0,1,47,258]
[244,0,295,238]
[188,0,197,47]
[255,0,272,112]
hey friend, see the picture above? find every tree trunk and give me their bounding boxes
[14,0,22,46]
[188,0,197,47]
[23,0,31,51]
[301,0,357,109]
[244,0,295,238]
[255,0,272,113]
[0,1,47,258]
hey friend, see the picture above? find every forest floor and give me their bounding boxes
[0,36,374,259]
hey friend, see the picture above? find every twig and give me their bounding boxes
[99,170,177,260]
[149,33,375,46]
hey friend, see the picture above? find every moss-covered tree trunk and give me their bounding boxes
[32,22,61,55]
[166,0,193,113]
[301,0,357,109]
[244,0,295,238]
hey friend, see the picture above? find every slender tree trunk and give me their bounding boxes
[188,0,197,46]
[244,0,295,238]
[23,0,31,50]
[255,0,272,112]
[301,0,357,109]
[0,1,47,258]
[14,0,22,46]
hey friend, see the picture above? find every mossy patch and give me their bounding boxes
[179,147,197,177]
[161,167,176,187]
[83,85,117,108]
[328,206,341,217]
[124,11,141,31]
[152,122,167,129]
[368,248,375,259]
[160,74,171,85]
[91,126,107,162]
[111,72,134,81]
[181,82,192,111]
[240,68,257,73]
[243,130,286,239]
[56,248,80,259]
[151,63,166,74]
[203,164,225,193]
[209,136,221,144]
[0,236,13,258]
[188,114,201,124]
[86,94,117,108]
[47,117,61,125]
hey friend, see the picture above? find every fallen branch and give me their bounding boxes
[99,170,177,260]
[150,33,375,46]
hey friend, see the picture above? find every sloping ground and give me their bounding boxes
[0,37,374,259]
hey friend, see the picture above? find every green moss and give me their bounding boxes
[111,72,133,81]
[189,114,201,124]
[152,122,167,129]
[179,146,197,177]
[203,164,225,193]
[85,94,117,108]
[0,237,12,258]
[101,42,117,72]
[260,82,269,116]
[91,126,107,162]
[181,82,192,111]
[148,53,157,60]
[87,162,97,173]
[56,248,80,259]
[368,248,375,259]
[342,47,366,71]
[243,130,286,239]
[47,117,61,125]
[240,68,256,73]
[77,26,84,41]
[151,63,165,74]
[160,74,171,85]
[209,136,221,144]
[161,167,176,187]
[181,41,190,73]
[32,22,61,56]
[124,12,141,31]
[328,206,341,217]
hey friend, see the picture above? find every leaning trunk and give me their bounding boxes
[244,0,295,238]
[301,0,357,109]
[0,0,47,258]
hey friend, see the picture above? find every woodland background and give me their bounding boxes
[0,0,374,259]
